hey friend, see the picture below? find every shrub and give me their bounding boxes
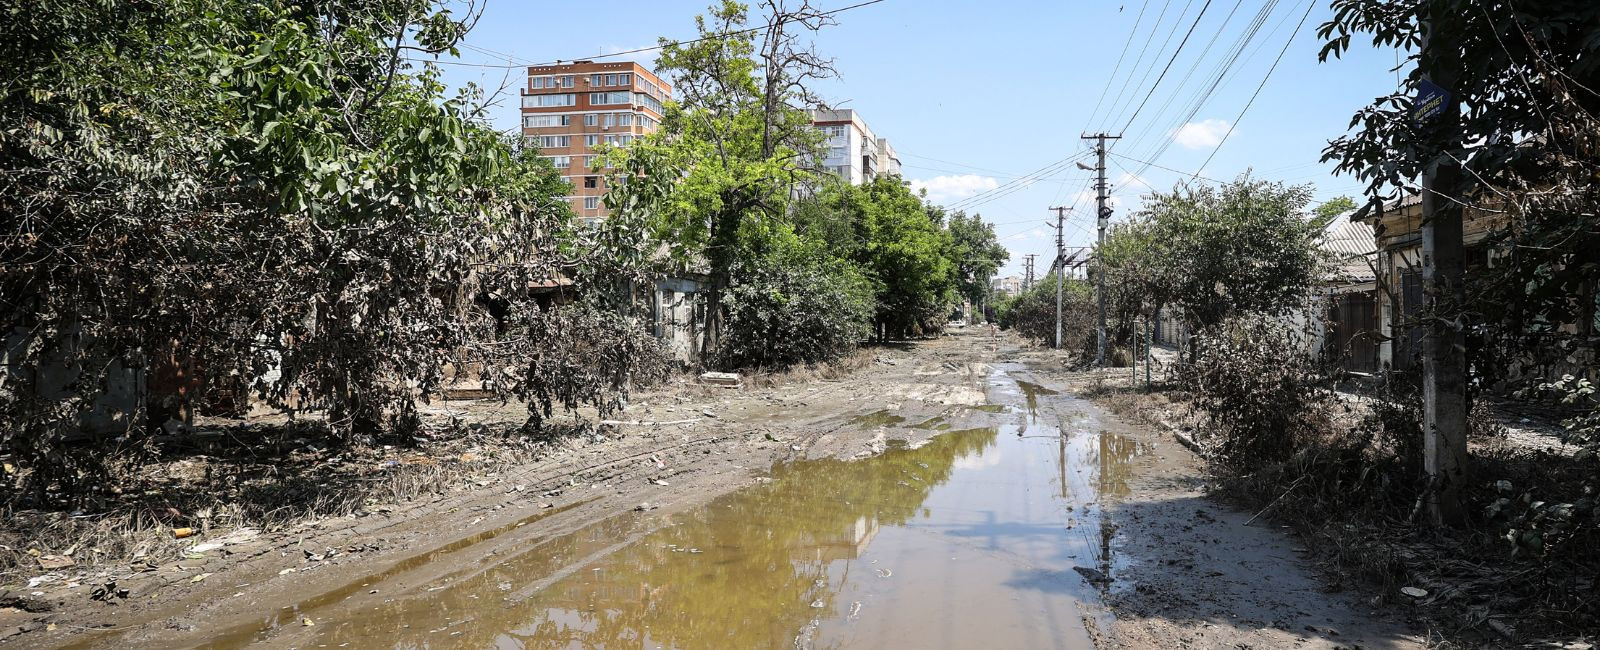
[715,238,873,370]
[1179,317,1340,473]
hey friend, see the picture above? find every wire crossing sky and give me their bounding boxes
[433,0,1402,278]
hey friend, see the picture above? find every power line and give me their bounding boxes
[941,151,1093,211]
[1191,0,1316,178]
[1085,1,1151,129]
[410,0,888,70]
[1117,0,1216,134]
[1099,0,1176,132]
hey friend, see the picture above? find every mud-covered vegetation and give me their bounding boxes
[1075,1,1600,638]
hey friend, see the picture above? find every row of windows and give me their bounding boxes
[542,154,599,169]
[534,135,571,149]
[583,134,636,146]
[589,91,631,105]
[637,76,667,101]
[590,72,632,87]
[530,75,575,89]
[523,92,669,113]
[819,125,848,138]
[523,112,662,130]
[525,94,576,107]
[635,92,663,115]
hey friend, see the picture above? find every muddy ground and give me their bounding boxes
[6,329,1425,648]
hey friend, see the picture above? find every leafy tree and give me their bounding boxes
[1132,176,1323,333]
[1313,195,1357,222]
[1321,0,1600,555]
[1096,217,1173,349]
[612,0,834,361]
[0,0,664,496]
[716,224,873,368]
[942,209,1010,317]
[834,177,957,339]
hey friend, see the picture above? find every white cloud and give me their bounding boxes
[910,174,1001,204]
[1172,119,1231,150]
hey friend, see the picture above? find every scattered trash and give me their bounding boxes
[37,554,75,570]
[874,568,893,578]
[279,568,297,576]
[1400,586,1428,598]
[650,478,669,486]
[302,617,315,627]
[849,601,862,619]
[173,527,195,539]
[190,572,213,583]
[186,527,261,555]
[699,371,742,387]
[634,503,657,512]
[809,599,826,608]
[90,580,129,603]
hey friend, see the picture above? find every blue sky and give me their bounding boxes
[435,0,1402,278]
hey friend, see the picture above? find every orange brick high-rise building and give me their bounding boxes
[520,60,672,220]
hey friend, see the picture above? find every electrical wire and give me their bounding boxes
[1191,0,1317,178]
[412,0,888,70]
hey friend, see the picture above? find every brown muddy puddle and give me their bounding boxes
[203,364,1146,648]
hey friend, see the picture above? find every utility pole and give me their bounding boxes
[1081,133,1121,366]
[1418,16,1467,525]
[1022,254,1037,291]
[1047,207,1069,349]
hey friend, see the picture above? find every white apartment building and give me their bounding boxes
[810,108,901,185]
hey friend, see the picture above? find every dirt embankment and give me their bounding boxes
[6,331,1002,648]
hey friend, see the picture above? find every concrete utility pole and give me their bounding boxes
[1418,17,1468,525]
[1022,254,1037,291]
[1081,133,1121,366]
[1047,208,1070,349]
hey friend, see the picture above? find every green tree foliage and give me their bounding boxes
[1095,218,1172,349]
[0,0,665,496]
[1130,176,1323,332]
[612,0,833,360]
[942,209,1010,314]
[717,225,873,369]
[996,274,1095,354]
[835,177,958,339]
[1313,195,1356,222]
[1322,0,1600,557]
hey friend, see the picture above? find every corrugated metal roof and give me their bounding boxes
[1321,212,1377,283]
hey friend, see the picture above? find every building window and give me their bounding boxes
[543,155,571,167]
[604,74,617,86]
[619,73,631,86]
[584,196,600,210]
[537,135,570,148]
[585,134,601,146]
[584,113,597,126]
[590,74,602,86]
[524,93,575,107]
[523,114,571,128]
[583,176,598,188]
[634,93,662,114]
[603,113,615,128]
[589,91,630,105]
[559,75,574,88]
[616,113,634,126]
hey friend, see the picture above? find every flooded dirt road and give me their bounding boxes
[200,364,1130,648]
[35,333,1423,649]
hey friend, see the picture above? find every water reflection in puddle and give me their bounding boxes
[229,364,1142,649]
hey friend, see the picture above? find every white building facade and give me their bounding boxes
[810,109,900,185]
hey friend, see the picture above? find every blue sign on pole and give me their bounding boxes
[1413,79,1451,124]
